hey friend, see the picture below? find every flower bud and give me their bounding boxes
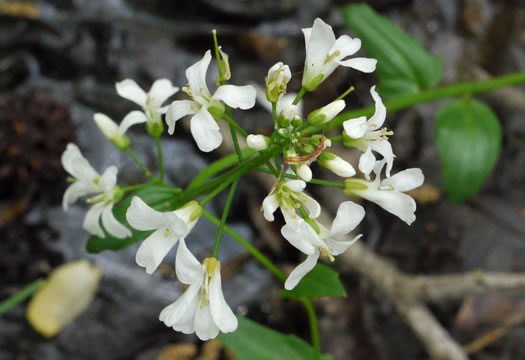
[319,152,356,178]
[307,100,345,126]
[278,104,300,128]
[295,163,312,182]
[94,113,130,150]
[265,62,291,103]
[247,134,270,151]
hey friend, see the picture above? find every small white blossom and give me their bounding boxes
[166,50,256,152]
[263,179,320,225]
[116,78,179,134]
[281,201,365,289]
[126,197,202,274]
[61,144,131,239]
[159,240,237,340]
[302,18,377,91]
[344,160,424,225]
[265,62,291,103]
[343,86,394,178]
[318,151,356,178]
[307,100,346,126]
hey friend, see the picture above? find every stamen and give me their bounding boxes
[324,50,341,65]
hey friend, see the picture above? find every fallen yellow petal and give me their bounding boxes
[26,260,102,338]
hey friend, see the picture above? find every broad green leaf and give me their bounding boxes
[342,4,442,100]
[219,317,333,360]
[436,98,502,203]
[281,264,346,300]
[86,183,181,253]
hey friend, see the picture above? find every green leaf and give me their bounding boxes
[219,317,333,360]
[280,264,346,300]
[342,4,442,100]
[86,183,181,253]
[436,98,502,203]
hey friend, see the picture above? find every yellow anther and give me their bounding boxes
[164,228,171,237]
[324,50,341,65]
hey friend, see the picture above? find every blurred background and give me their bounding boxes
[1,0,525,359]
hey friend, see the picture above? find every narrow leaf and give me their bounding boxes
[436,98,502,203]
[219,317,333,360]
[343,4,442,99]
[281,264,346,300]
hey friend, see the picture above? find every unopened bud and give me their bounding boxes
[307,100,345,126]
[266,62,291,103]
[94,113,130,150]
[278,104,300,128]
[216,47,231,85]
[319,152,356,178]
[247,134,270,151]
[295,163,312,182]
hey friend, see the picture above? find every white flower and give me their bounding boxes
[262,179,320,225]
[93,113,131,150]
[166,50,256,152]
[343,86,394,179]
[265,62,291,103]
[126,197,202,274]
[246,134,270,151]
[115,78,179,134]
[344,160,424,225]
[307,100,346,126]
[281,201,365,290]
[61,143,131,239]
[159,240,237,341]
[318,151,356,178]
[302,18,377,91]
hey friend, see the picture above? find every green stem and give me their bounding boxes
[212,179,239,257]
[120,184,147,192]
[155,136,165,182]
[256,167,344,188]
[301,298,322,360]
[329,135,343,143]
[187,149,257,190]
[199,174,238,207]
[0,279,44,315]
[202,210,286,282]
[272,101,278,129]
[126,149,157,180]
[335,86,355,102]
[305,71,525,134]
[293,87,307,105]
[228,112,244,163]
[223,113,249,138]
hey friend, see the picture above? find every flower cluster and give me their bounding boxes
[61,17,423,341]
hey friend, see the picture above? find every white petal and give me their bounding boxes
[119,110,147,135]
[160,278,201,327]
[300,193,321,219]
[281,221,320,255]
[83,203,105,238]
[126,196,166,231]
[358,189,417,225]
[171,294,200,334]
[190,109,222,152]
[359,147,376,179]
[135,228,179,274]
[195,305,220,341]
[367,85,386,130]
[212,85,256,110]
[93,113,119,139]
[98,166,118,193]
[343,116,368,139]
[304,18,336,75]
[149,79,179,106]
[262,194,279,222]
[331,201,365,236]
[166,100,198,135]
[209,268,238,333]
[61,143,98,181]
[331,35,361,59]
[175,238,203,285]
[115,79,147,107]
[186,50,211,97]
[370,140,395,177]
[102,204,131,239]
[284,179,306,192]
[284,251,320,290]
[338,57,377,73]
[381,168,424,192]
[325,234,362,256]
[62,182,91,211]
